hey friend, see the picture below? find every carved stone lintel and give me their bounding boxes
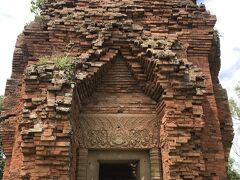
[77,114,158,149]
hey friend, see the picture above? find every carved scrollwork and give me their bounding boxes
[87,129,108,147]
[109,127,129,147]
[129,129,152,147]
[86,128,153,148]
[78,114,158,149]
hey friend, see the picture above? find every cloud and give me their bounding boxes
[197,0,206,3]
[233,47,240,52]
[0,12,14,19]
[220,59,240,79]
[202,0,240,98]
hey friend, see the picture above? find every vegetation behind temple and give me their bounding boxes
[0,95,4,179]
[30,0,44,15]
[228,82,240,179]
[228,158,240,179]
[0,95,3,112]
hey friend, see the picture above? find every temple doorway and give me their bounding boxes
[99,161,138,180]
[86,150,151,180]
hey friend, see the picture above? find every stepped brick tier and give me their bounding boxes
[0,0,233,179]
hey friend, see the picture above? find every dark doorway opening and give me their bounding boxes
[99,161,138,180]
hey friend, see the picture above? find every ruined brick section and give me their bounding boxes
[0,0,233,179]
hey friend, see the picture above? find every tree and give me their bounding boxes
[229,83,240,121]
[228,82,240,179]
[0,141,4,180]
[0,95,3,112]
[229,82,240,156]
[30,0,44,16]
[228,158,240,180]
[0,95,4,179]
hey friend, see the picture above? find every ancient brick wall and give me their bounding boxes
[0,0,233,179]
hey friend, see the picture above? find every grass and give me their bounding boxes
[37,55,74,71]
[54,56,73,71]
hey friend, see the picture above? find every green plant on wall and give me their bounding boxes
[30,0,44,15]
[37,56,50,65]
[37,56,74,71]
[54,56,73,71]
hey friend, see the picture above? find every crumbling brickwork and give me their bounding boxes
[0,0,233,179]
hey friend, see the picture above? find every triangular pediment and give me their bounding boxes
[81,55,156,114]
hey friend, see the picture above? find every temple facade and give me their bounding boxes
[0,0,233,179]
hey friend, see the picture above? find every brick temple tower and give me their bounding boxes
[0,0,233,179]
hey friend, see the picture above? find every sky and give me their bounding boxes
[0,0,34,94]
[199,0,240,99]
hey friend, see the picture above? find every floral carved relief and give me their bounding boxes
[78,114,158,149]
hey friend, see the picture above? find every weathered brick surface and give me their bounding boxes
[0,0,233,179]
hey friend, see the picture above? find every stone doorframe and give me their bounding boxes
[77,148,162,180]
[75,114,162,179]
